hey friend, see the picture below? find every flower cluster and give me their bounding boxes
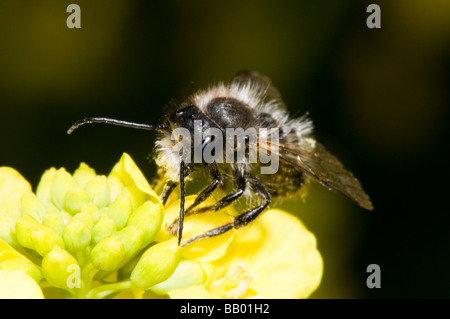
[0,153,323,298]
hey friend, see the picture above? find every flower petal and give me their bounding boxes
[109,153,160,207]
[0,270,43,299]
[206,209,323,299]
[155,194,235,262]
[168,284,218,299]
[0,238,42,284]
[0,167,32,246]
[0,168,32,218]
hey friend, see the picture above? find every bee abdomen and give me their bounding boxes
[259,163,305,198]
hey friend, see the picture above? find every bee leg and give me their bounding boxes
[168,163,221,234]
[161,163,194,206]
[160,181,177,205]
[181,176,270,247]
[185,162,221,214]
[181,224,234,247]
[177,160,187,246]
[233,177,271,229]
[168,167,247,235]
[198,172,246,213]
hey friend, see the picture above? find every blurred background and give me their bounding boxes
[0,0,449,298]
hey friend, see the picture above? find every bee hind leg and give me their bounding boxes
[233,176,271,229]
[180,176,270,247]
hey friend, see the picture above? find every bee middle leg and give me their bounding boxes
[185,162,222,215]
[192,171,247,214]
[180,175,271,247]
[168,170,246,235]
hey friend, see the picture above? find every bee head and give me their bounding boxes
[169,103,220,136]
[170,104,200,131]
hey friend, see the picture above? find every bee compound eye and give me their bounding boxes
[171,105,198,123]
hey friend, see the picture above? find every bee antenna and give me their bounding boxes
[67,117,170,134]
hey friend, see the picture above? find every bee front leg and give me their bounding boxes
[160,181,177,205]
[168,167,246,235]
[168,163,221,235]
[177,160,186,246]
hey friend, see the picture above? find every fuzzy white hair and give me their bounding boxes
[155,79,313,182]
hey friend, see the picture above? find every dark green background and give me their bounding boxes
[0,0,449,298]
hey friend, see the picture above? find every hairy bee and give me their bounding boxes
[68,71,373,246]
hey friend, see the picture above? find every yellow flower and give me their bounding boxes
[0,167,32,247]
[158,208,323,299]
[0,238,43,298]
[0,269,44,299]
[0,153,164,298]
[0,153,323,298]
[155,194,236,262]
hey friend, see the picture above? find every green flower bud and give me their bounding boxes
[64,184,90,214]
[21,193,47,223]
[117,250,142,281]
[50,168,76,210]
[108,194,133,229]
[0,167,32,221]
[15,215,39,249]
[42,206,65,236]
[116,226,144,261]
[59,210,73,226]
[0,257,42,283]
[149,260,205,295]
[92,213,116,245]
[84,176,110,209]
[35,167,57,205]
[0,212,18,246]
[130,239,181,289]
[73,163,96,189]
[31,225,65,257]
[41,246,79,290]
[127,201,163,247]
[106,174,124,205]
[90,235,125,271]
[70,211,94,230]
[81,203,101,223]
[120,187,145,212]
[63,221,91,252]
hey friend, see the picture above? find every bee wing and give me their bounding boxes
[258,137,374,210]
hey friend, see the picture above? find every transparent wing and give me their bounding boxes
[258,137,374,210]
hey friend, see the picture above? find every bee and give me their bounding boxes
[68,71,373,246]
